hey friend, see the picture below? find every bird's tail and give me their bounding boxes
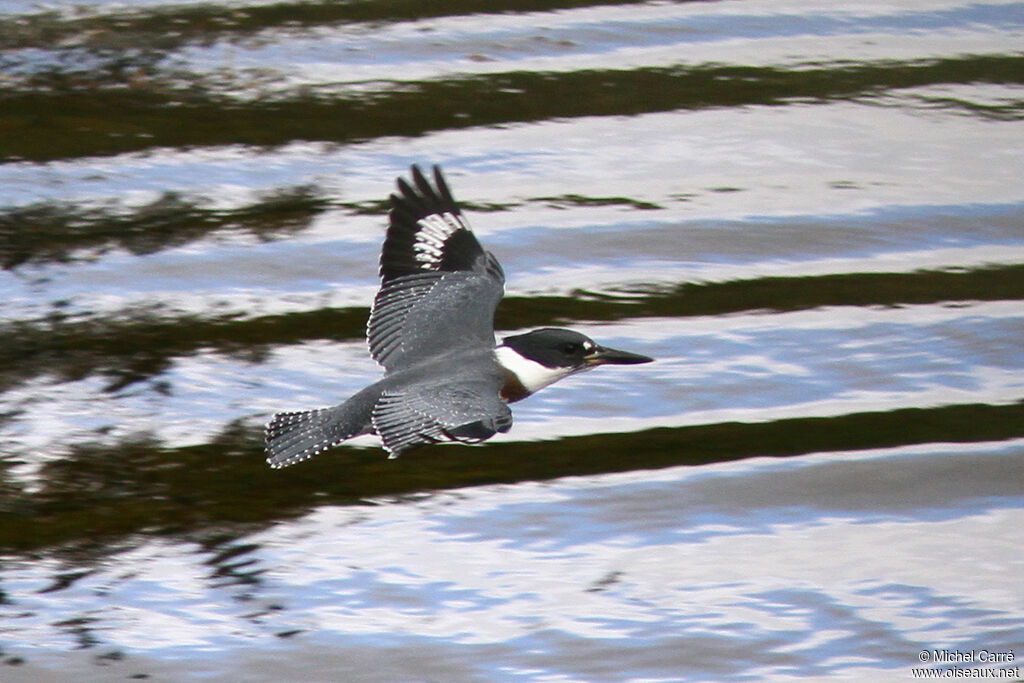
[265,404,370,469]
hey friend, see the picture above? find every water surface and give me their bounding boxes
[1,1,1022,680]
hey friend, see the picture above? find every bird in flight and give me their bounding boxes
[266,165,653,468]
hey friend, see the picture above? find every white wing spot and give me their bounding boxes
[414,213,464,269]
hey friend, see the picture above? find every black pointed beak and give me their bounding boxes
[584,344,654,366]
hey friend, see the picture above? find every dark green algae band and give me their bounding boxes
[0,190,643,272]
[1,400,1022,557]
[1,263,1022,393]
[0,0,660,51]
[3,55,1023,163]
[0,186,331,270]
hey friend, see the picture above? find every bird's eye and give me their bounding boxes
[562,342,581,355]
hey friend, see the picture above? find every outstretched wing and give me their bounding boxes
[371,376,513,458]
[367,165,504,371]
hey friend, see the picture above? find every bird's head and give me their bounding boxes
[496,327,653,399]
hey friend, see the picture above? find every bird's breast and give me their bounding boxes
[499,370,531,403]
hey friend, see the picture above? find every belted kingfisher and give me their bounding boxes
[266,165,653,468]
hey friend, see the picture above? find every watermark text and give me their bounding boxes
[912,649,1017,679]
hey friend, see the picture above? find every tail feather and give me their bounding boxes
[265,406,365,469]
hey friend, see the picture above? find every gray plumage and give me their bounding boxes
[265,164,652,468]
[266,165,509,467]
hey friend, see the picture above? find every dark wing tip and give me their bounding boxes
[380,164,487,282]
[412,164,441,206]
[392,164,460,216]
[430,165,459,210]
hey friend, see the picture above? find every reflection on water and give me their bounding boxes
[1,0,1023,680]
[3,441,1022,681]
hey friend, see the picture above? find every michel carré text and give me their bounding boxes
[931,649,1014,663]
